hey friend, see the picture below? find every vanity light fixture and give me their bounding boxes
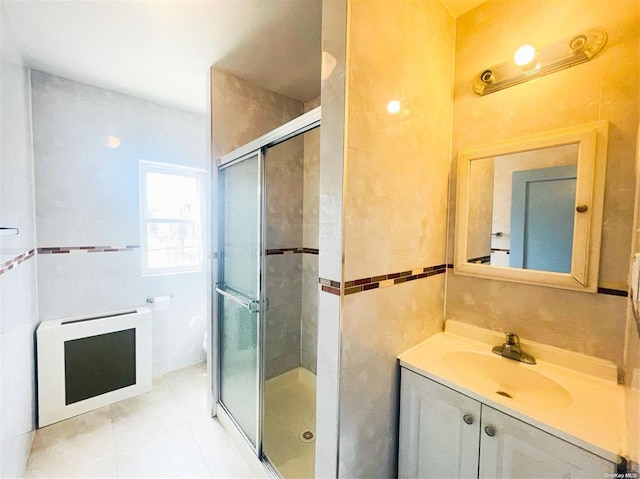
[473,28,607,96]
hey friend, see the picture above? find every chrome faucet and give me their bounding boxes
[492,332,536,364]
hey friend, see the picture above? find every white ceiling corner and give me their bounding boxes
[1,0,322,115]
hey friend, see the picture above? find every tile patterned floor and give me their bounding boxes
[25,363,257,478]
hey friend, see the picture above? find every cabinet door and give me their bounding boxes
[399,368,481,479]
[479,406,616,478]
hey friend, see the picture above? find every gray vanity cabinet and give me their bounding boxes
[398,368,617,479]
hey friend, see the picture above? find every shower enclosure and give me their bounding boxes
[215,108,320,478]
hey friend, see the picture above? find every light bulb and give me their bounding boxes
[105,136,121,149]
[513,44,536,66]
[387,100,401,114]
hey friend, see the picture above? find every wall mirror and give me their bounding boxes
[454,120,608,292]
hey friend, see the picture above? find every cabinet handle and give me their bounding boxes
[576,205,589,213]
[463,414,474,425]
[484,425,496,437]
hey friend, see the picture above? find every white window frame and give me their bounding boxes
[139,160,205,276]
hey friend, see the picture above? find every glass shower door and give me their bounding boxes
[216,151,262,448]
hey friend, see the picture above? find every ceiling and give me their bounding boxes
[0,0,486,116]
[1,0,323,115]
[442,0,487,17]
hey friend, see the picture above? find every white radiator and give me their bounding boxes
[36,306,152,427]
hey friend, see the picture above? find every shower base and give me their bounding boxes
[264,367,316,479]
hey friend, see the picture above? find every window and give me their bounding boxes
[140,161,203,275]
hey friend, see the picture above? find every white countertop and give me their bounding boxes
[398,323,627,464]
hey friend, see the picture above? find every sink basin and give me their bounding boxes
[445,351,573,408]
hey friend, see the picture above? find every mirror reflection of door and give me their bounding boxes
[456,121,607,292]
[510,165,577,273]
[480,142,580,271]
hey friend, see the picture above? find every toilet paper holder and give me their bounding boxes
[146,295,173,311]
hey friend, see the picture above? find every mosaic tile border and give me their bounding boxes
[318,264,452,296]
[0,249,35,276]
[212,248,318,260]
[323,265,628,298]
[467,255,491,264]
[344,264,449,295]
[319,278,341,296]
[38,245,140,254]
[266,247,319,255]
[597,287,628,297]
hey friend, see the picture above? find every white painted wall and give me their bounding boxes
[30,71,210,376]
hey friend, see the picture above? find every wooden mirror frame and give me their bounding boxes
[454,120,608,292]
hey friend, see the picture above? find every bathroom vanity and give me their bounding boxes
[397,321,627,478]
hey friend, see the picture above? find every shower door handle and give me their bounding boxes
[215,286,260,313]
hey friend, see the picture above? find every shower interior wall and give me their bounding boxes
[265,97,321,380]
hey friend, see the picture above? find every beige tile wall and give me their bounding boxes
[265,135,304,379]
[337,0,455,476]
[266,136,304,251]
[447,0,639,368]
[339,277,446,478]
[210,69,303,159]
[343,0,454,281]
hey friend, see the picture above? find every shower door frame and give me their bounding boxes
[213,106,321,466]
[216,149,265,453]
